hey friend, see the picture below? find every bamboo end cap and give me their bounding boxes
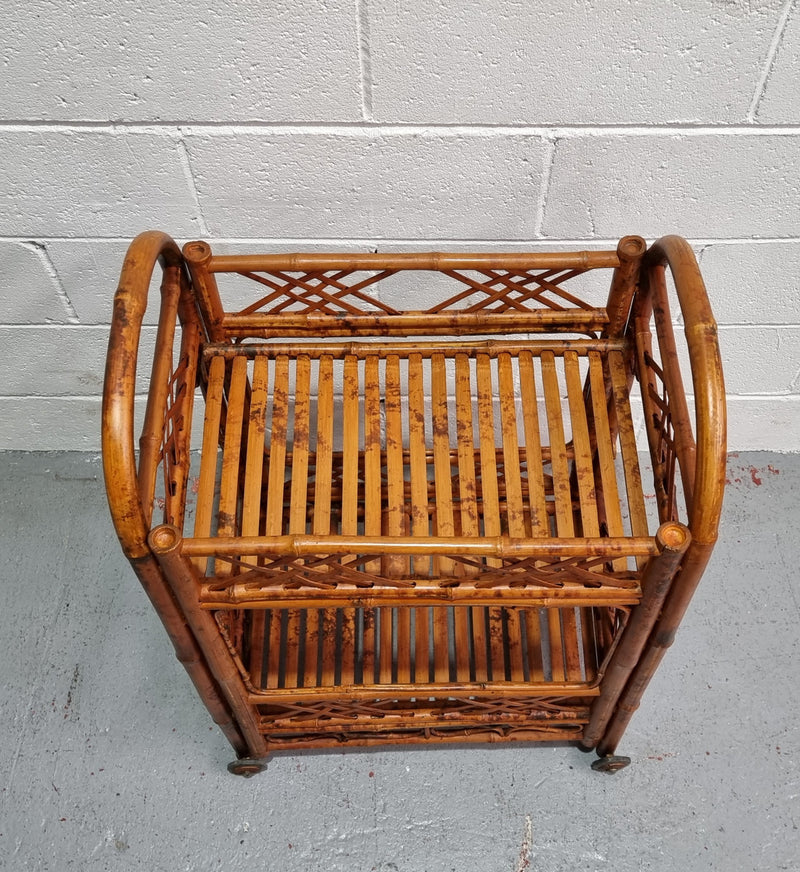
[182,240,212,263]
[149,524,181,553]
[617,236,647,260]
[656,522,690,552]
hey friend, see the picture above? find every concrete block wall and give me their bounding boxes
[1,0,798,450]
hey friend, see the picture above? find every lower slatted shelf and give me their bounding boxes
[215,604,616,746]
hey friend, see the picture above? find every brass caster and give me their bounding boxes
[227,758,267,778]
[591,755,631,773]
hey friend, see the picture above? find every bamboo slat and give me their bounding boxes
[497,354,526,538]
[431,353,455,578]
[313,356,334,536]
[364,355,382,576]
[215,356,248,574]
[341,355,360,537]
[408,354,429,578]
[192,355,226,573]
[265,356,289,537]
[540,350,573,682]
[608,350,650,543]
[384,355,407,577]
[476,354,502,568]
[518,351,550,537]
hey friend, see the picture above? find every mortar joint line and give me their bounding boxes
[747,0,796,122]
[20,240,80,324]
[5,121,800,135]
[356,0,374,122]
[177,132,210,236]
[533,135,559,238]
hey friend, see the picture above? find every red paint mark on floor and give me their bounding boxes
[750,467,762,486]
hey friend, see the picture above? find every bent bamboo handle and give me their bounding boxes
[644,236,727,544]
[102,231,185,559]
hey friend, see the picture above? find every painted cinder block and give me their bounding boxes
[0,326,155,397]
[0,242,72,324]
[716,327,800,396]
[0,0,361,122]
[725,397,800,451]
[698,242,800,325]
[184,132,551,239]
[0,397,106,450]
[0,131,199,237]
[543,135,800,240]
[368,0,783,124]
[45,239,134,325]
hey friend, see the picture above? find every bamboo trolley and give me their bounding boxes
[102,232,726,776]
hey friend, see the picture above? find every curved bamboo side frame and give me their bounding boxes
[103,230,185,559]
[102,231,248,756]
[594,235,727,756]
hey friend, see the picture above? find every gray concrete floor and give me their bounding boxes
[0,451,798,871]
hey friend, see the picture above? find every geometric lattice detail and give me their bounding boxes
[233,266,594,317]
[641,349,680,524]
[203,552,640,594]
[157,349,193,527]
[257,695,590,724]
[235,269,400,316]
[432,267,593,313]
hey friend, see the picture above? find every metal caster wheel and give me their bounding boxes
[591,755,631,773]
[227,758,267,778]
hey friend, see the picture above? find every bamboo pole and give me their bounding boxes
[596,235,726,757]
[208,249,620,273]
[182,533,659,560]
[102,231,247,756]
[222,310,609,337]
[203,338,627,360]
[581,521,690,750]
[183,241,226,341]
[603,235,647,338]
[148,525,268,758]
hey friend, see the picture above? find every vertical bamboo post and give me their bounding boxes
[148,524,268,759]
[603,235,647,339]
[581,521,690,750]
[138,263,179,522]
[132,554,248,756]
[597,234,726,758]
[183,241,226,342]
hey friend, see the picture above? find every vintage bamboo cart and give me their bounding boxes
[102,232,725,776]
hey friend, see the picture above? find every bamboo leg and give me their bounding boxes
[149,526,267,758]
[597,538,709,757]
[583,522,691,751]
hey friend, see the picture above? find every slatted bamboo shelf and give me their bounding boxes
[103,232,725,776]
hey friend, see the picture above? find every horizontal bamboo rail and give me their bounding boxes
[220,310,609,337]
[200,585,640,610]
[180,532,659,560]
[248,682,600,704]
[202,337,627,360]
[261,726,585,751]
[205,249,622,273]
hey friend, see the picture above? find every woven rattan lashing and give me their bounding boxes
[103,233,725,774]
